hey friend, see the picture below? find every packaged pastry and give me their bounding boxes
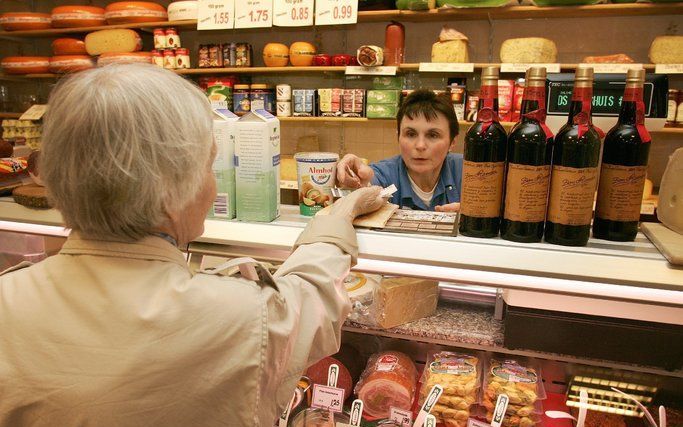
[357,45,384,67]
[354,351,418,418]
[419,351,480,427]
[483,358,544,427]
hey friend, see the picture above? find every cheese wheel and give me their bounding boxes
[104,1,168,24]
[649,36,683,64]
[0,12,51,31]
[51,5,106,28]
[289,42,316,67]
[167,1,198,21]
[52,38,87,55]
[263,43,289,67]
[97,51,153,66]
[1,56,50,74]
[85,29,142,56]
[49,55,95,73]
[500,37,557,63]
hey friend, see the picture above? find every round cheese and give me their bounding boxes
[263,43,289,67]
[97,51,153,66]
[289,42,316,67]
[49,55,95,73]
[85,29,142,56]
[52,38,87,55]
[1,57,50,74]
[51,5,106,28]
[0,12,51,31]
[105,1,168,24]
[167,1,198,21]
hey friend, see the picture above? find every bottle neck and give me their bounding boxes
[520,85,546,122]
[619,86,643,126]
[568,85,594,124]
[477,83,499,112]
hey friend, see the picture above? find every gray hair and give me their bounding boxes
[41,63,213,241]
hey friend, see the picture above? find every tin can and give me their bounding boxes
[295,152,340,216]
[203,76,237,110]
[234,42,252,67]
[277,101,291,117]
[276,84,291,101]
[163,49,176,69]
[151,49,164,67]
[233,84,251,116]
[166,27,180,49]
[175,47,190,69]
[250,84,275,114]
[153,28,166,50]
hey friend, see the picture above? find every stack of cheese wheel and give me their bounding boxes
[97,52,153,66]
[104,2,168,24]
[1,57,50,74]
[51,5,106,28]
[167,1,198,21]
[85,29,142,56]
[50,38,93,73]
[52,38,87,55]
[0,12,51,31]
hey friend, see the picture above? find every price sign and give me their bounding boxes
[19,104,47,121]
[235,0,273,28]
[197,0,234,30]
[274,0,313,26]
[389,407,412,427]
[311,384,345,413]
[345,66,397,76]
[490,394,510,427]
[501,63,560,73]
[412,384,443,427]
[581,63,643,74]
[315,0,358,26]
[419,62,475,73]
[655,64,683,74]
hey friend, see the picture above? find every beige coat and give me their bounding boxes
[0,215,357,426]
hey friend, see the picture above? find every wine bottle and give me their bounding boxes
[545,67,603,246]
[459,66,508,238]
[593,68,651,241]
[501,67,553,243]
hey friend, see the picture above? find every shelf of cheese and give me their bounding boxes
[1,3,681,38]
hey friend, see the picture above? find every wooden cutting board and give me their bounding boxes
[641,222,683,266]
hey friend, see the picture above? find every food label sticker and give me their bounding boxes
[424,414,437,427]
[412,384,443,427]
[273,0,313,26]
[582,63,644,74]
[468,418,492,427]
[315,0,358,26]
[655,64,683,74]
[490,394,510,427]
[349,399,363,426]
[235,0,273,28]
[501,63,560,73]
[311,384,344,413]
[19,104,47,121]
[197,0,234,30]
[419,62,475,73]
[327,363,339,388]
[389,407,412,427]
[345,66,397,76]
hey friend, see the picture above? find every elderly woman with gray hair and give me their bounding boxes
[0,64,384,426]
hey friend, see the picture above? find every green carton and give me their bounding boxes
[367,90,401,105]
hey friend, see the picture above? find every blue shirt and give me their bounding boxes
[370,153,463,210]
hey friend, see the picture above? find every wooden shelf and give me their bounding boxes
[0,112,22,119]
[1,4,681,38]
[175,66,346,75]
[279,116,393,122]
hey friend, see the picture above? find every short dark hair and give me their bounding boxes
[397,89,459,141]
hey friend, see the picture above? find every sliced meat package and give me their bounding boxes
[483,358,545,427]
[354,351,418,419]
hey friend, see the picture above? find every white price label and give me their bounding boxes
[19,104,47,121]
[413,384,443,427]
[580,63,643,74]
[197,0,234,30]
[274,0,313,26]
[655,63,683,74]
[349,399,364,426]
[389,407,412,427]
[500,63,560,73]
[311,384,345,413]
[490,394,510,427]
[419,62,475,73]
[315,0,358,26]
[345,66,397,76]
[235,0,273,28]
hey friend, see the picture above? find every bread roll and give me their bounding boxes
[649,36,683,64]
[500,37,557,63]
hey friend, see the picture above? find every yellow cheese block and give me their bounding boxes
[85,29,142,56]
[500,37,557,63]
[373,276,439,329]
[649,36,683,64]
[431,40,469,63]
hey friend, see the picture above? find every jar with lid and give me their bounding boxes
[250,84,275,114]
[677,91,683,128]
[667,89,679,127]
[233,84,251,116]
[165,28,181,49]
[175,48,190,69]
[151,50,163,67]
[153,28,166,50]
[163,49,176,69]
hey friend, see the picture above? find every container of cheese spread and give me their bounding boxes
[294,152,339,216]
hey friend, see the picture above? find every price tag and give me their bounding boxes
[349,399,364,426]
[389,407,412,427]
[468,419,492,427]
[311,384,345,413]
[641,200,656,215]
[197,0,234,30]
[19,104,47,121]
[425,414,437,427]
[490,394,510,427]
[235,0,273,28]
[413,384,443,427]
[419,62,475,73]
[655,64,683,74]
[315,0,358,26]
[273,0,313,26]
[580,63,643,74]
[345,66,397,76]
[500,63,560,73]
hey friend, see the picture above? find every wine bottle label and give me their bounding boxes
[547,165,599,226]
[595,164,647,222]
[503,163,551,223]
[461,161,505,218]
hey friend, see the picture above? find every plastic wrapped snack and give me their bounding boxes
[483,358,543,427]
[354,351,418,418]
[419,351,480,427]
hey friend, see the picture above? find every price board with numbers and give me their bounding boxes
[235,0,273,28]
[274,0,313,26]
[197,0,235,30]
[311,384,344,413]
[315,0,358,26]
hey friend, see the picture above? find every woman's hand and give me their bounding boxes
[336,154,375,188]
[435,202,460,213]
[330,186,384,222]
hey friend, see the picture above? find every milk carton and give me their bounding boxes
[208,108,238,220]
[235,109,280,222]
